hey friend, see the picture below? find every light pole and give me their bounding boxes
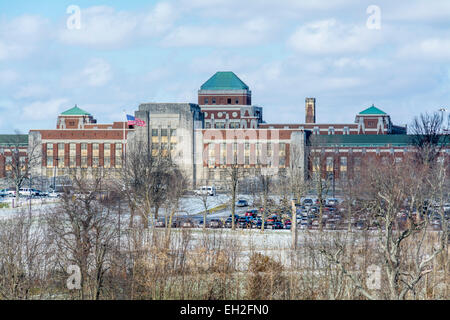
[52,157,59,191]
[438,108,448,133]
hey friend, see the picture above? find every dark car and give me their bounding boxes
[255,219,268,229]
[236,199,249,207]
[245,209,258,218]
[284,220,292,230]
[271,221,284,229]
[266,214,279,223]
[238,217,252,228]
[225,215,240,228]
[209,219,223,228]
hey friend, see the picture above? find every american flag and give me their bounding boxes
[126,114,146,127]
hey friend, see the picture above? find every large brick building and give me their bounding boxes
[27,105,134,185]
[1,71,448,188]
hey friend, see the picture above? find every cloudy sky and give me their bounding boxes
[1,0,449,133]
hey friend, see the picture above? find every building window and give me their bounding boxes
[205,121,211,129]
[212,98,216,104]
[235,99,239,104]
[343,127,349,135]
[340,157,347,172]
[328,127,335,135]
[227,98,231,104]
[208,143,215,167]
[47,144,54,168]
[313,127,319,135]
[81,143,87,168]
[220,143,226,165]
[58,143,65,168]
[204,98,208,104]
[326,157,334,173]
[115,143,122,168]
[215,122,225,129]
[152,129,158,136]
[69,143,76,168]
[104,143,111,168]
[92,143,99,167]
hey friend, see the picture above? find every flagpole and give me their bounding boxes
[123,110,126,166]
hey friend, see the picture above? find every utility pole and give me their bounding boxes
[291,200,297,250]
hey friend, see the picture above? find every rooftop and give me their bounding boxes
[61,105,91,116]
[0,134,28,146]
[200,72,249,91]
[359,105,387,115]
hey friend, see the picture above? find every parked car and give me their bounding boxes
[325,220,337,230]
[238,217,252,228]
[47,191,63,198]
[209,219,223,228]
[194,186,216,196]
[327,198,340,206]
[355,220,365,230]
[266,214,279,224]
[245,209,258,218]
[155,220,165,228]
[19,188,40,197]
[303,198,314,206]
[299,219,309,229]
[255,219,268,229]
[0,188,15,197]
[271,221,284,229]
[236,199,249,207]
[284,220,292,229]
[181,220,195,228]
[225,215,239,228]
[311,220,319,229]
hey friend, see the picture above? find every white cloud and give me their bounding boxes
[22,98,69,121]
[0,15,50,60]
[59,6,138,48]
[161,18,273,47]
[82,59,113,87]
[0,70,20,85]
[13,84,49,99]
[288,19,383,55]
[59,3,177,49]
[140,2,177,36]
[398,38,450,61]
[385,0,450,22]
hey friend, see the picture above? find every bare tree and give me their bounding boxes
[410,111,449,166]
[0,210,48,299]
[119,140,177,229]
[3,131,41,203]
[46,171,119,299]
[320,154,448,300]
[307,135,333,231]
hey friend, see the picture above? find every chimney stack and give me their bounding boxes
[305,98,316,123]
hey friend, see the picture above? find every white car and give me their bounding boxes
[47,191,63,198]
[2,189,16,197]
[194,186,216,196]
[19,188,39,196]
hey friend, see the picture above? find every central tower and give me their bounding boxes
[198,71,262,129]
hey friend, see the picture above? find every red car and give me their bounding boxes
[245,209,258,218]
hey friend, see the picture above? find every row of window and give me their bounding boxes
[204,98,240,105]
[205,121,241,129]
[46,143,122,168]
[312,127,351,135]
[207,142,286,167]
